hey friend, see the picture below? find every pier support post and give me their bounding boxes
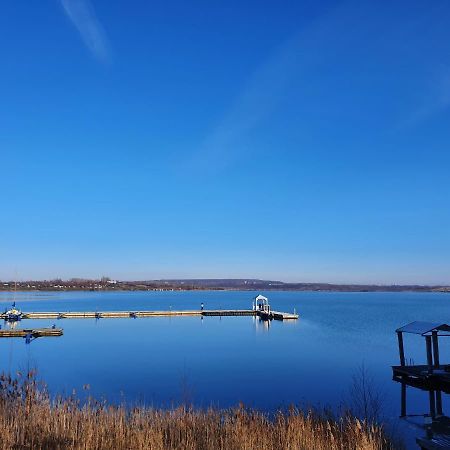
[436,390,443,416]
[400,383,407,417]
[429,390,436,419]
[425,335,433,374]
[432,331,440,368]
[397,331,405,366]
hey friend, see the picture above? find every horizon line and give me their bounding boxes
[0,277,448,288]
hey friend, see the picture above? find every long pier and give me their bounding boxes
[0,310,298,321]
[0,327,63,338]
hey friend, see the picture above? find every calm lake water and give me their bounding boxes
[1,290,449,448]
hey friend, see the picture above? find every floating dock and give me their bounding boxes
[0,295,299,323]
[258,310,299,320]
[0,309,298,321]
[0,327,63,338]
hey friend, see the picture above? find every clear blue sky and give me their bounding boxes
[1,0,450,284]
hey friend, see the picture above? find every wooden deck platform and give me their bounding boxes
[415,416,450,449]
[258,310,299,320]
[16,311,202,319]
[1,309,299,321]
[0,328,63,338]
[392,365,450,393]
[202,310,255,316]
[417,434,450,450]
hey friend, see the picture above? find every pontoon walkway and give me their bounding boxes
[0,309,298,321]
[0,327,63,338]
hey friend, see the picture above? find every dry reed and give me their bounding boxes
[0,372,398,450]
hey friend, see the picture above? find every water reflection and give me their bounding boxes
[4,321,18,330]
[396,381,450,449]
[254,316,271,332]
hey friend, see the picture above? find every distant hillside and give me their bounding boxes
[149,279,286,288]
[1,278,449,292]
[144,279,449,292]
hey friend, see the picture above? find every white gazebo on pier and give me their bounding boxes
[254,294,271,314]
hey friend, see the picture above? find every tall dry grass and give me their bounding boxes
[0,372,397,450]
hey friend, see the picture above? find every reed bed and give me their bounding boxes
[0,372,397,450]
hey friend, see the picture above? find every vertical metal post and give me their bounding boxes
[397,331,405,366]
[400,383,407,417]
[432,331,440,368]
[429,390,436,419]
[426,335,433,374]
[436,390,443,416]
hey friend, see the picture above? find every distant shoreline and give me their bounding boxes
[0,278,449,293]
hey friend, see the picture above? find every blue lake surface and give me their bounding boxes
[1,290,449,448]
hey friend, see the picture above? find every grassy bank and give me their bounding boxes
[0,372,397,450]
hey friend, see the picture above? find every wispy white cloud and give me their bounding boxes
[60,0,111,63]
[190,35,303,171]
[401,71,450,128]
[185,1,450,173]
[184,2,353,173]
